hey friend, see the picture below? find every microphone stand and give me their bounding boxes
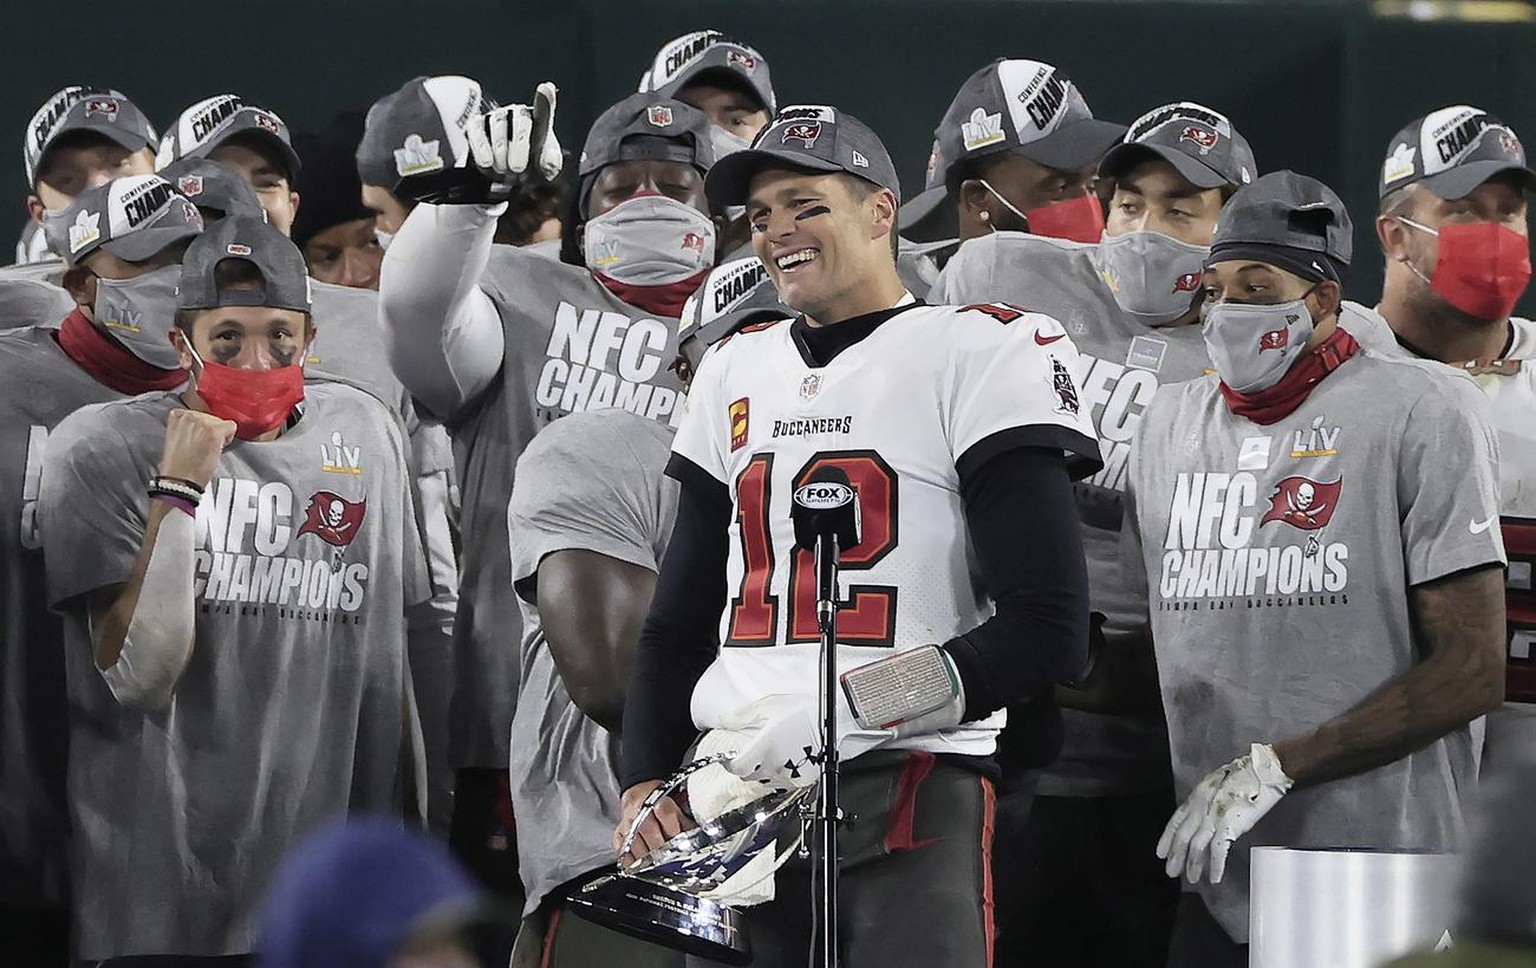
[813,531,841,968]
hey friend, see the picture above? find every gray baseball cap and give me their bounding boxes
[25,86,157,188]
[1379,105,1536,200]
[44,174,203,266]
[158,95,303,179]
[678,256,789,346]
[1099,101,1256,190]
[706,105,900,209]
[357,75,488,190]
[898,59,1124,239]
[637,30,777,114]
[1208,170,1352,283]
[159,157,267,221]
[578,93,715,180]
[177,214,312,312]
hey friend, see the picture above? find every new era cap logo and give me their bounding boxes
[68,209,101,254]
[961,108,1004,151]
[851,149,869,168]
[647,105,674,127]
[394,133,443,176]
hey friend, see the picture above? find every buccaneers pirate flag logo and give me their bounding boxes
[298,491,367,548]
[1261,476,1342,531]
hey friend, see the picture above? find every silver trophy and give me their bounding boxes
[566,754,815,966]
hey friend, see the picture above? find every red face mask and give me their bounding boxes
[1024,194,1107,244]
[1407,219,1533,321]
[191,348,307,440]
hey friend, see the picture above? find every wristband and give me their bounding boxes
[148,476,204,506]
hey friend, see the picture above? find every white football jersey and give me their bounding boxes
[671,299,1100,756]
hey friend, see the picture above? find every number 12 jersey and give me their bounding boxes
[670,300,1100,756]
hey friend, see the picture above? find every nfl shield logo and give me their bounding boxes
[799,374,823,400]
[177,175,204,197]
[647,105,674,127]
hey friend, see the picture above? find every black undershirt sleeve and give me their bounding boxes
[619,455,732,789]
[940,444,1092,722]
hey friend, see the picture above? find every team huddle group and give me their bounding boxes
[3,24,1533,968]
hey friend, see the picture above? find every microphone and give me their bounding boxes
[791,466,861,553]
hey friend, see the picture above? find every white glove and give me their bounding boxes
[1157,743,1293,885]
[722,693,892,791]
[464,82,563,183]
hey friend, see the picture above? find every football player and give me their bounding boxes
[897,59,1125,294]
[1123,171,1505,967]
[1349,107,1536,790]
[507,258,784,967]
[377,86,718,893]
[163,93,464,837]
[934,100,1256,968]
[3,86,157,328]
[0,172,197,966]
[617,105,1101,967]
[40,215,427,963]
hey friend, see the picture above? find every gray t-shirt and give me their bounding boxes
[1124,347,1505,942]
[0,260,71,331]
[444,247,686,769]
[40,384,427,959]
[935,231,1210,797]
[506,408,678,912]
[0,327,122,910]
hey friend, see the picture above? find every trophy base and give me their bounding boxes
[566,872,752,966]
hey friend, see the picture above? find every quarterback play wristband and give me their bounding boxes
[840,645,963,731]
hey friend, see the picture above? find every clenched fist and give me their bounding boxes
[160,408,238,487]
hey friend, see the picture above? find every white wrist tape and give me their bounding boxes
[101,507,197,709]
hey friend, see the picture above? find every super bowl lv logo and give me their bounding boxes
[193,477,370,615]
[1157,471,1349,609]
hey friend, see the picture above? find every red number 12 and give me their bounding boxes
[725,449,899,648]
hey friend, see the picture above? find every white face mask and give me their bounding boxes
[1202,296,1316,393]
[1094,231,1210,324]
[710,124,756,161]
[583,194,716,286]
[92,264,184,370]
[374,226,394,252]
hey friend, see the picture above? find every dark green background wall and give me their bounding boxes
[9,0,1535,310]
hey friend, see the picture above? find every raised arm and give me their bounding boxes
[86,409,236,709]
[376,202,506,421]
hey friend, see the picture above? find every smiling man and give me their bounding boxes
[616,105,1101,967]
[40,214,425,965]
[158,94,304,235]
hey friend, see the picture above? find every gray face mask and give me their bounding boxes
[710,124,756,161]
[583,194,716,286]
[92,264,184,370]
[1202,296,1315,394]
[1095,230,1209,324]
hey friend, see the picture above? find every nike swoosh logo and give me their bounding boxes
[1470,514,1498,535]
[1035,330,1066,346]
